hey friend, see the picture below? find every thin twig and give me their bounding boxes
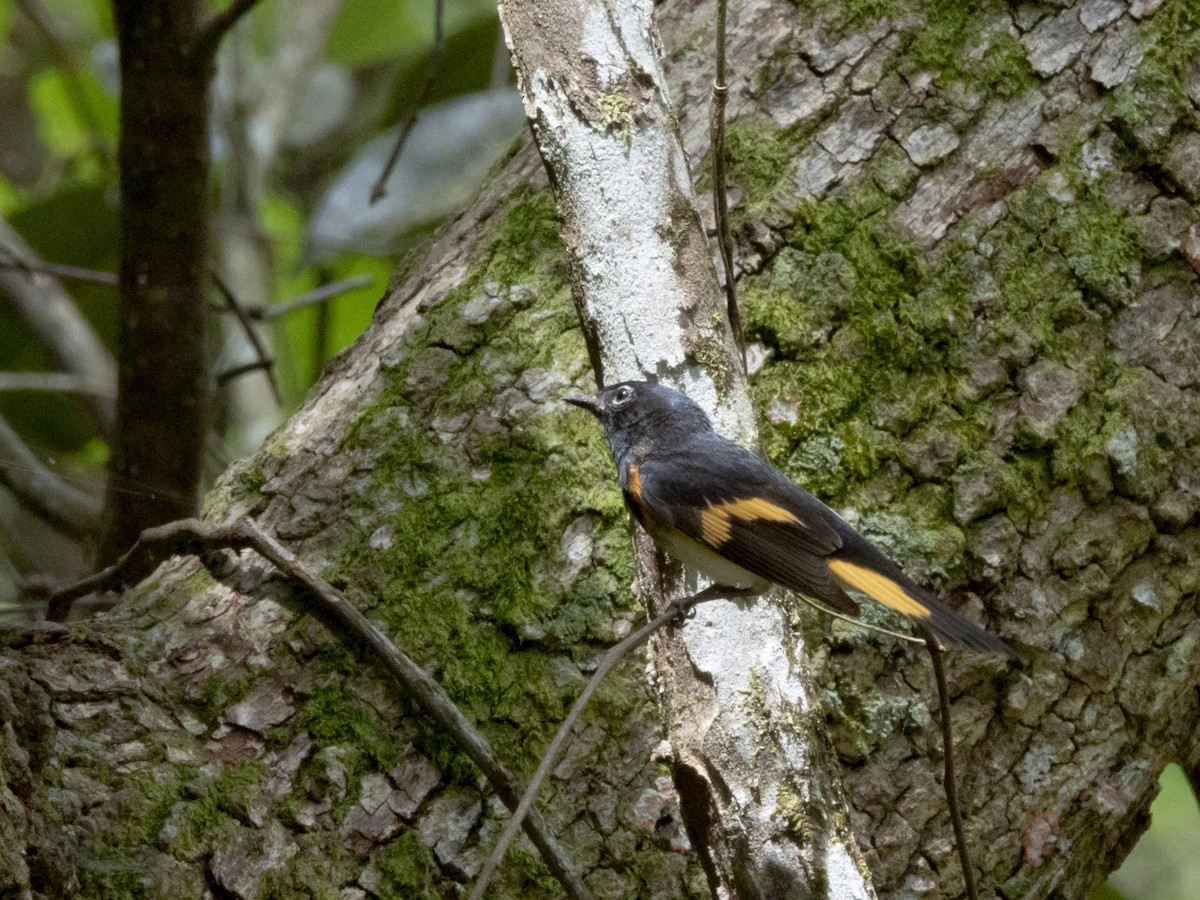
[925,633,979,900]
[0,371,114,397]
[252,275,375,320]
[216,359,276,386]
[211,270,283,406]
[0,252,118,287]
[710,0,743,368]
[195,0,264,57]
[797,593,925,646]
[0,415,101,540]
[369,0,446,204]
[470,584,756,900]
[47,517,593,900]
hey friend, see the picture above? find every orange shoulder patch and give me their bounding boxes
[627,463,641,500]
[827,559,930,619]
[699,496,801,545]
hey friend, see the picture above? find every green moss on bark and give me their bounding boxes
[317,187,654,895]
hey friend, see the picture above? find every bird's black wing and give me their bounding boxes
[631,436,861,616]
[634,434,1015,656]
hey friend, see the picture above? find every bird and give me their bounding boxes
[566,380,1014,656]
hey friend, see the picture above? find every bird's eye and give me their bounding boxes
[612,385,634,406]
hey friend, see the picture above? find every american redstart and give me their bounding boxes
[567,380,1014,656]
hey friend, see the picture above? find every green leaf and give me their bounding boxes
[326,0,497,68]
[326,0,427,67]
[0,174,19,218]
[325,254,389,354]
[28,68,119,156]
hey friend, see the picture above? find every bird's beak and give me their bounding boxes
[564,395,600,417]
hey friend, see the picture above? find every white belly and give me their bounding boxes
[655,528,770,591]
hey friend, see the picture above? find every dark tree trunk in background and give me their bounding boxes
[1,0,1198,898]
[102,0,214,562]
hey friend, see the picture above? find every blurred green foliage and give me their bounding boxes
[1094,765,1200,900]
[0,0,514,452]
[325,0,495,67]
[0,0,519,599]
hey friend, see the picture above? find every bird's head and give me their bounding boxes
[565,380,712,462]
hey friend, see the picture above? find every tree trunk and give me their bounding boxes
[3,0,1199,898]
[103,0,216,562]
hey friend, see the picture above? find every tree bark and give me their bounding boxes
[498,1,874,896]
[102,0,216,561]
[2,0,1199,898]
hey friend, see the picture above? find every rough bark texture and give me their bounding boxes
[2,0,1199,898]
[103,1,215,561]
[499,1,874,896]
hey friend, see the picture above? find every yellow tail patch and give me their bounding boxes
[827,559,931,619]
[700,497,801,545]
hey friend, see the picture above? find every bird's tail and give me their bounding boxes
[827,557,1016,657]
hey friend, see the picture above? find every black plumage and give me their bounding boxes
[567,380,1014,656]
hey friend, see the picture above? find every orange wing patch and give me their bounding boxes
[627,463,641,500]
[699,497,802,545]
[827,559,930,619]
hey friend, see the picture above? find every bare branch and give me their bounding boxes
[211,271,283,405]
[195,0,263,57]
[0,220,118,436]
[0,371,114,397]
[0,415,101,539]
[48,517,594,900]
[710,0,743,367]
[0,253,118,287]
[235,275,375,321]
[926,635,980,900]
[369,0,446,204]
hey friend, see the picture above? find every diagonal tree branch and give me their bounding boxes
[0,219,117,436]
[0,372,114,396]
[0,253,118,287]
[0,415,101,539]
